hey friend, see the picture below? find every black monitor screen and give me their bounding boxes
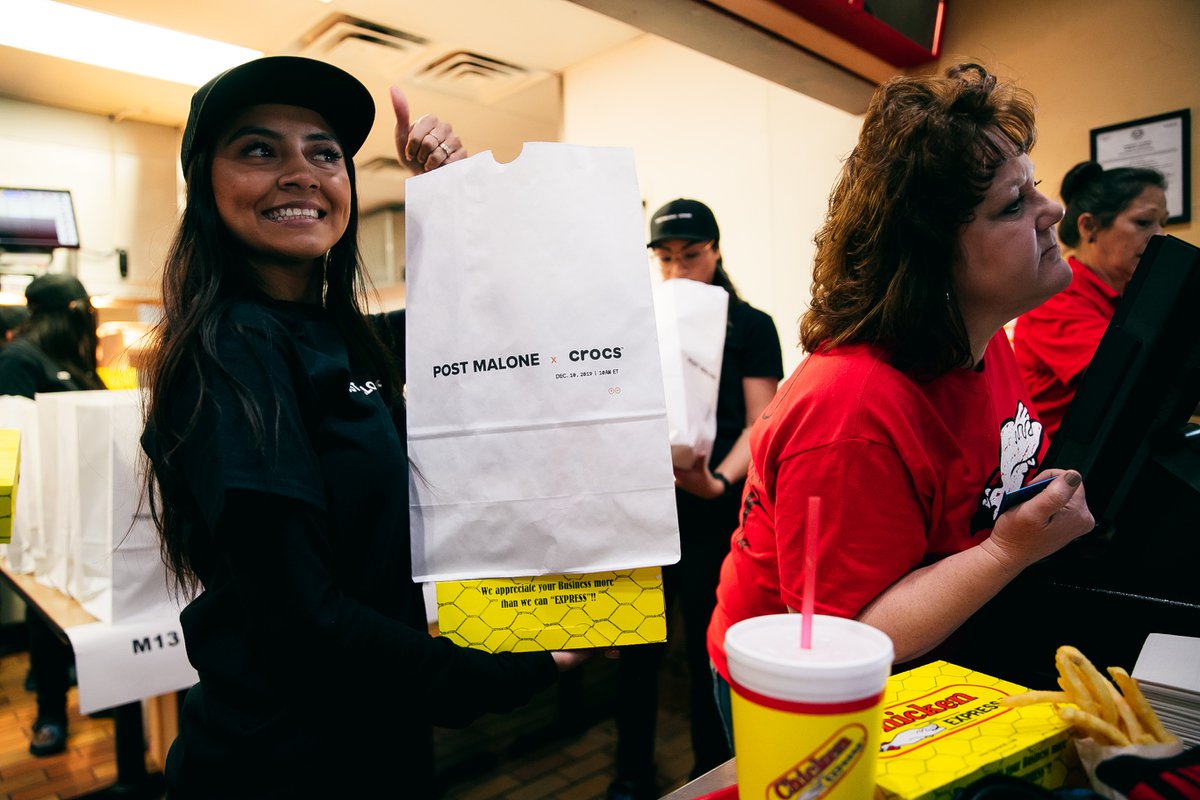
[1044,233,1200,601]
[0,187,81,252]
[956,234,1200,685]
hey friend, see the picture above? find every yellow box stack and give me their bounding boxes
[876,661,1074,800]
[0,429,20,544]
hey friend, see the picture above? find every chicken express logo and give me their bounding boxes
[877,684,1013,756]
[767,724,867,799]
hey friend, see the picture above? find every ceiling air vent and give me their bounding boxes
[292,14,429,78]
[411,50,547,104]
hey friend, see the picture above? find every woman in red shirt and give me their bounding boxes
[706,64,1097,740]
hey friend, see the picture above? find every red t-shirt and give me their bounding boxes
[707,333,1049,680]
[1013,257,1119,441]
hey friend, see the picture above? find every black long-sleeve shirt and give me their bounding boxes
[145,299,556,798]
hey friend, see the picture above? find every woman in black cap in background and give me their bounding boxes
[609,199,783,800]
[0,273,105,756]
[140,57,589,798]
[0,274,102,398]
[0,305,30,349]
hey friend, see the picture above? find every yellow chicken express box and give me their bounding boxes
[436,568,666,652]
[876,661,1075,800]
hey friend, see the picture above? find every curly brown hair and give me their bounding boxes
[800,63,1037,376]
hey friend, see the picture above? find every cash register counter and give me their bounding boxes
[0,555,177,798]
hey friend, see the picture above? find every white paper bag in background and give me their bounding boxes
[34,392,73,591]
[653,278,728,469]
[0,395,40,573]
[405,143,680,582]
[67,391,174,623]
[61,392,108,601]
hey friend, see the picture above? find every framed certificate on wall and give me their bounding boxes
[1090,109,1191,224]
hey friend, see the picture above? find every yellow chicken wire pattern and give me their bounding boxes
[436,567,667,652]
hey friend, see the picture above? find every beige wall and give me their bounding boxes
[932,0,1200,245]
[0,98,179,299]
[562,35,863,373]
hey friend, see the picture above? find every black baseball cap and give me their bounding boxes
[25,273,90,314]
[0,305,29,334]
[648,198,720,247]
[180,56,375,175]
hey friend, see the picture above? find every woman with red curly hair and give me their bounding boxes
[706,64,1096,739]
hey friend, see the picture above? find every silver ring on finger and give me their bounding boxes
[439,142,453,157]
[425,130,443,145]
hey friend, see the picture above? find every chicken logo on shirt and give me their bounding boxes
[971,401,1043,535]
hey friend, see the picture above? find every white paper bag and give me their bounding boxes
[63,390,174,623]
[405,143,680,581]
[34,392,73,592]
[653,278,728,469]
[62,392,108,601]
[0,395,41,573]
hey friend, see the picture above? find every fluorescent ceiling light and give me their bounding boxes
[0,0,263,86]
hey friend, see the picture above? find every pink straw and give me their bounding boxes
[801,497,821,649]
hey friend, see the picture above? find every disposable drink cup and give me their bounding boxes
[725,614,894,800]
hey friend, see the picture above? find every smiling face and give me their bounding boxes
[953,150,1071,340]
[211,103,351,293]
[1081,185,1168,293]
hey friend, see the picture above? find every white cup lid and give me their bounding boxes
[725,614,894,704]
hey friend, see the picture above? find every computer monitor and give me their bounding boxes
[950,235,1200,685]
[0,187,81,253]
[1044,233,1200,602]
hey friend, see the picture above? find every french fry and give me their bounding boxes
[1108,666,1178,745]
[1061,646,1119,727]
[1105,680,1145,743]
[1012,646,1179,749]
[1002,690,1071,707]
[1058,705,1131,747]
[1056,647,1100,718]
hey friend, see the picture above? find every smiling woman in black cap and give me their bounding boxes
[0,272,105,758]
[139,57,586,798]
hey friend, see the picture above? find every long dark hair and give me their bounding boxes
[20,300,105,390]
[800,63,1037,376]
[142,141,401,597]
[710,253,743,305]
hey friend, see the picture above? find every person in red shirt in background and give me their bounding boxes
[704,64,1097,742]
[1013,162,1168,440]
